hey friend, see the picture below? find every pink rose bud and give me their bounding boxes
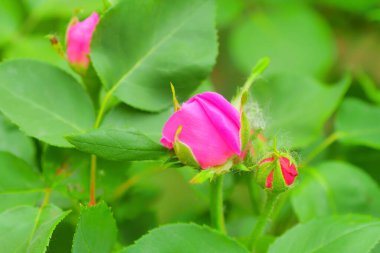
[161,92,242,169]
[256,155,298,192]
[66,12,99,73]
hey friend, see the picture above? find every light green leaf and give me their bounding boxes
[0,114,36,165]
[0,205,70,253]
[72,201,117,253]
[335,98,380,149]
[0,60,95,147]
[216,0,244,28]
[122,223,249,253]
[67,128,167,161]
[91,0,217,111]
[0,152,44,212]
[23,0,102,19]
[252,74,350,148]
[269,215,380,253]
[229,4,334,77]
[0,0,22,46]
[291,161,380,222]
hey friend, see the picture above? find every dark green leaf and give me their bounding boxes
[0,205,70,253]
[91,0,217,111]
[67,128,167,161]
[72,201,117,253]
[0,60,95,147]
[269,215,380,253]
[335,98,380,149]
[291,161,380,222]
[122,223,249,253]
[0,152,44,212]
[252,74,349,148]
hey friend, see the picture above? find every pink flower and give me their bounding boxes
[260,156,298,189]
[66,12,99,71]
[161,92,241,169]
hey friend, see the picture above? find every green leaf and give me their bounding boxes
[122,223,249,253]
[0,114,36,165]
[72,201,117,253]
[3,36,78,79]
[23,0,102,19]
[268,215,380,253]
[318,0,378,13]
[229,4,334,77]
[67,128,167,161]
[0,152,44,212]
[335,98,380,149]
[0,0,22,46]
[291,161,380,222]
[0,205,70,253]
[102,105,172,143]
[91,0,217,111]
[252,74,349,148]
[216,0,244,28]
[0,60,95,147]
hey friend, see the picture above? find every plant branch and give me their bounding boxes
[301,132,343,168]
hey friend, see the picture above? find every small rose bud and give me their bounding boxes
[66,12,99,74]
[256,155,298,192]
[161,92,242,169]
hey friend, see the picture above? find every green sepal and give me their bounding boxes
[173,127,199,168]
[270,158,288,193]
[231,57,270,109]
[190,169,215,184]
[232,163,250,172]
[240,111,251,153]
[170,82,181,112]
[190,160,234,184]
[255,158,274,188]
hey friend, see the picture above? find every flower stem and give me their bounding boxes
[88,89,114,206]
[210,175,226,233]
[248,192,279,251]
[89,154,97,206]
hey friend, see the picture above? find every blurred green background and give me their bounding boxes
[1,0,380,252]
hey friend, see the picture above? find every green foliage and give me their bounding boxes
[72,201,117,253]
[0,115,36,165]
[291,161,380,222]
[335,98,380,149]
[229,4,334,77]
[0,0,380,252]
[123,223,249,253]
[0,60,95,147]
[67,128,167,161]
[0,0,22,46]
[91,0,218,111]
[252,74,349,148]
[0,152,44,212]
[102,105,172,143]
[269,215,380,253]
[0,205,69,253]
